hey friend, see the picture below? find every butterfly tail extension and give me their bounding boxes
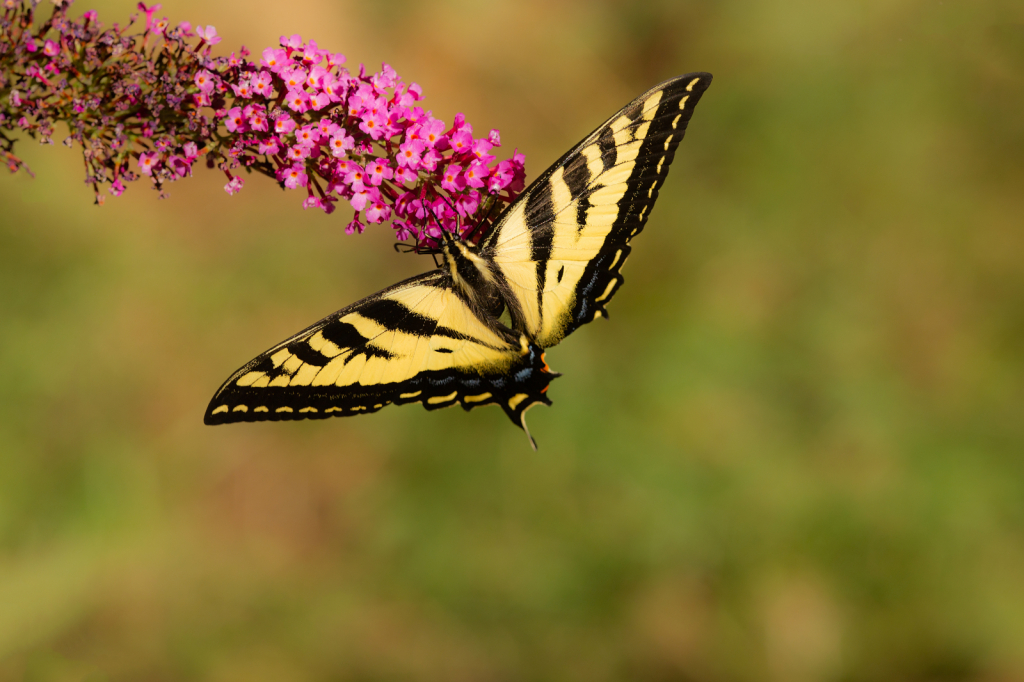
[490,345,559,450]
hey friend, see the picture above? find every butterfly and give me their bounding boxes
[205,72,713,448]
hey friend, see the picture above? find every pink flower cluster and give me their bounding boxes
[0,0,526,249]
[208,37,526,244]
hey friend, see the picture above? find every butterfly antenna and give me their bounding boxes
[465,194,500,243]
[435,193,468,241]
[482,194,500,224]
[427,203,458,250]
[438,192,459,216]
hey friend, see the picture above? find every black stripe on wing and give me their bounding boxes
[526,182,557,321]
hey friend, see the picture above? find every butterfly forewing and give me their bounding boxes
[487,72,712,348]
[205,270,556,426]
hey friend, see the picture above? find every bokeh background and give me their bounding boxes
[3,0,1024,679]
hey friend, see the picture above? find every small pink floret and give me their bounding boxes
[450,130,473,155]
[394,221,413,241]
[167,155,190,177]
[224,106,246,133]
[396,139,425,170]
[282,66,307,90]
[196,25,221,46]
[393,166,417,185]
[419,118,447,147]
[452,112,471,133]
[365,159,393,186]
[345,217,365,235]
[358,114,385,140]
[365,201,391,224]
[457,192,480,217]
[309,92,331,110]
[138,152,159,176]
[301,41,322,66]
[231,79,252,99]
[283,165,308,190]
[419,148,441,172]
[307,66,329,88]
[274,115,296,135]
[248,113,268,132]
[194,70,216,93]
[471,139,495,164]
[224,176,244,195]
[258,138,280,155]
[343,166,366,192]
[295,124,320,146]
[285,89,310,113]
[348,188,375,212]
[441,167,465,193]
[252,72,274,97]
[329,132,355,158]
[138,2,163,30]
[317,120,339,137]
[321,76,343,102]
[261,47,286,72]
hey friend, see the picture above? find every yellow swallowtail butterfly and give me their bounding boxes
[206,73,713,447]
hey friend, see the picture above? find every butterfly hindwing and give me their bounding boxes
[205,270,557,431]
[485,73,712,348]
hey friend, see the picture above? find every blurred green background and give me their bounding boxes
[3,0,1024,680]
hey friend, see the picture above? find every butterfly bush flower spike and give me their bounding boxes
[0,0,526,248]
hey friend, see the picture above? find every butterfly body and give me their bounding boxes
[206,73,713,447]
[438,231,512,324]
